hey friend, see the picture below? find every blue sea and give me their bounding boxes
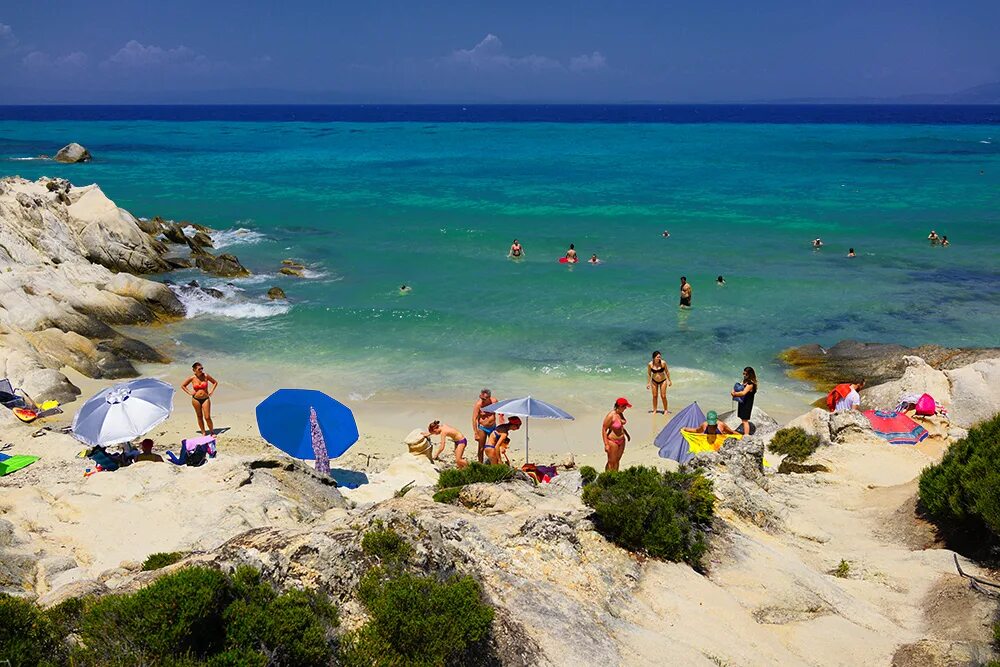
[2,105,998,419]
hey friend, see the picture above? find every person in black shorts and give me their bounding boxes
[731,366,758,435]
[679,276,692,307]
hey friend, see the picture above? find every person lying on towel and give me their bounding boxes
[683,410,737,444]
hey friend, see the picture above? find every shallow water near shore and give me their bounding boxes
[3,107,998,426]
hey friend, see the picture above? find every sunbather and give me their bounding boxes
[134,438,163,463]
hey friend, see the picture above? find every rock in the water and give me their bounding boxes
[945,359,1000,429]
[195,251,251,278]
[162,221,188,244]
[266,286,286,300]
[190,231,214,249]
[54,143,92,163]
[278,266,303,277]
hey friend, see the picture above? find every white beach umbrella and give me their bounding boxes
[71,378,175,447]
[481,395,574,464]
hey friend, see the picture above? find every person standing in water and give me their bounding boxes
[508,239,524,259]
[716,275,725,286]
[731,366,758,435]
[472,388,499,463]
[941,236,950,247]
[565,244,578,263]
[588,254,600,264]
[602,398,631,471]
[679,276,692,308]
[181,362,218,436]
[812,238,824,249]
[425,421,469,468]
[646,351,672,414]
[928,230,940,245]
[847,248,856,257]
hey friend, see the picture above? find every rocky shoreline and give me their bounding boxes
[0,176,255,406]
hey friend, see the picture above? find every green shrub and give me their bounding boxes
[362,521,413,566]
[768,427,821,462]
[0,593,65,667]
[44,595,85,638]
[438,462,514,489]
[341,568,494,667]
[833,560,850,578]
[579,465,598,485]
[432,487,462,504]
[582,466,715,568]
[142,551,186,571]
[919,413,1000,546]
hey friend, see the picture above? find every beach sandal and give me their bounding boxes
[31,427,50,437]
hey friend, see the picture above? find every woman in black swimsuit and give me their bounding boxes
[646,350,672,414]
[731,366,758,435]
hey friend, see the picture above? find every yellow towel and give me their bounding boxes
[681,431,743,454]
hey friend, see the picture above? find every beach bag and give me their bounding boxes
[915,393,936,416]
[733,383,745,404]
[186,445,208,467]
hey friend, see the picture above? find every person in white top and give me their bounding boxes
[835,380,865,412]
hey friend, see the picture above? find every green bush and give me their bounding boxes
[44,595,85,639]
[432,487,462,504]
[142,551,186,571]
[919,413,1000,547]
[342,568,494,667]
[579,466,598,485]
[0,593,65,667]
[362,521,413,566]
[438,462,514,489]
[768,427,821,462]
[582,466,715,568]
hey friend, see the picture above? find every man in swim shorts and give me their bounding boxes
[679,276,692,307]
[472,388,500,463]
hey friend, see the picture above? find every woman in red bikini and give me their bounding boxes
[181,362,218,435]
[602,397,631,471]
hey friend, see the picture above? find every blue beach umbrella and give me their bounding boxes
[255,390,359,470]
[482,395,574,464]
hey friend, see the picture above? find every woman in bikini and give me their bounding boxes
[508,239,524,259]
[425,420,469,468]
[602,398,631,471]
[485,417,521,465]
[646,350,672,414]
[181,362,218,436]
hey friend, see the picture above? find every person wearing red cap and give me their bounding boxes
[602,398,631,471]
[485,417,521,465]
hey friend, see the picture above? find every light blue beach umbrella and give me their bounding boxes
[255,389,359,472]
[482,395,574,464]
[72,378,175,447]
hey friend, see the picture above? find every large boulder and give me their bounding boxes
[861,356,951,410]
[54,143,92,163]
[785,408,833,446]
[828,410,872,442]
[67,186,169,273]
[195,251,250,278]
[719,406,779,436]
[945,359,1000,428]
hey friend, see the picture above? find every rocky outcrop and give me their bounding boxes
[861,355,952,409]
[266,286,286,300]
[781,340,1000,388]
[194,251,251,278]
[54,143,92,163]
[945,359,1000,428]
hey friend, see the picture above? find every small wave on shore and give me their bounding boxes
[169,283,290,319]
[211,226,266,248]
[6,156,50,161]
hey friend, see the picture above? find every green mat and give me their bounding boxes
[0,454,39,477]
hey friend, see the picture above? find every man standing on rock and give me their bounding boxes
[679,276,692,308]
[473,388,500,464]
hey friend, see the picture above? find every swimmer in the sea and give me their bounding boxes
[847,248,856,258]
[941,235,950,247]
[508,239,524,259]
[399,284,412,294]
[716,275,725,286]
[589,254,600,264]
[928,230,940,245]
[812,238,823,249]
[662,230,671,238]
[565,244,578,263]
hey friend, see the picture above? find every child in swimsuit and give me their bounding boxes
[426,421,469,468]
[485,417,521,465]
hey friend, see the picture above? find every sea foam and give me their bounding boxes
[170,283,290,319]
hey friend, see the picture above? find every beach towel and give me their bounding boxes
[681,431,743,456]
[863,410,929,446]
[826,384,852,412]
[0,453,39,476]
[181,435,217,456]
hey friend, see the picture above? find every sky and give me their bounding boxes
[2,0,999,104]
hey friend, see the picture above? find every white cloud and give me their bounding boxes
[570,51,607,73]
[23,50,88,69]
[445,34,563,71]
[105,40,207,68]
[0,22,18,53]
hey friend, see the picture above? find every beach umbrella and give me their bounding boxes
[72,378,175,447]
[655,402,706,462]
[481,395,574,464]
[863,409,929,446]
[255,389,359,471]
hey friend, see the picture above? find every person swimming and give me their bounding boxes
[812,238,824,249]
[399,284,411,294]
[565,244,578,263]
[662,230,671,238]
[928,230,940,245]
[508,239,524,259]
[847,248,856,257]
[941,235,950,247]
[588,254,600,264]
[716,275,725,286]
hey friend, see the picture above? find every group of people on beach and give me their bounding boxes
[421,388,522,469]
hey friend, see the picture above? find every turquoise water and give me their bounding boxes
[2,118,998,415]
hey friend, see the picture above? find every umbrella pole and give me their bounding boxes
[525,418,530,466]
